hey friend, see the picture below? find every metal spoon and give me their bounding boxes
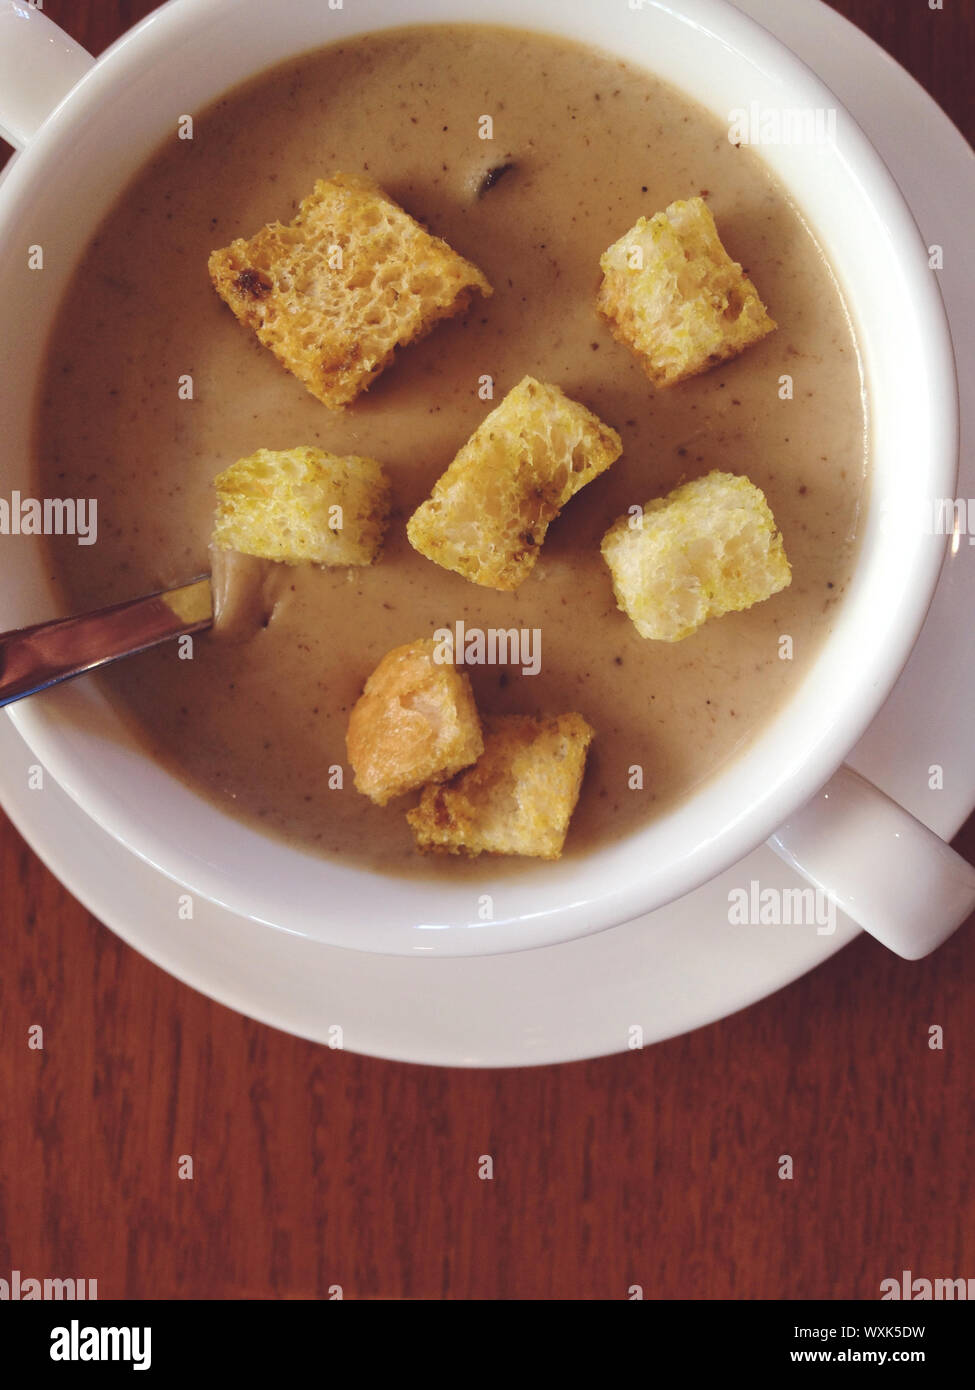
[0,576,212,706]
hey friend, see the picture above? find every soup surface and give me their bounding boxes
[34,24,868,876]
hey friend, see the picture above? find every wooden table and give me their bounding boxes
[1,0,972,1300]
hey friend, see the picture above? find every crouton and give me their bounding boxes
[407,713,594,860]
[347,639,484,805]
[208,172,492,409]
[407,376,622,590]
[212,446,390,566]
[596,197,775,386]
[601,470,791,642]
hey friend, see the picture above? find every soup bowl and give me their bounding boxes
[0,0,971,958]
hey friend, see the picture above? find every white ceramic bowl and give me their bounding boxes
[0,0,963,957]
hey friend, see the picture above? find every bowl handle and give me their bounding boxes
[767,764,975,959]
[0,0,93,150]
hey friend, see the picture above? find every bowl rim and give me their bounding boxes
[0,0,959,957]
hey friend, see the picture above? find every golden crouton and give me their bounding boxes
[407,377,622,590]
[347,639,484,806]
[596,197,775,386]
[601,470,791,642]
[209,172,492,409]
[407,713,594,860]
[212,446,390,566]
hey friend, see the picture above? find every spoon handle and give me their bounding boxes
[0,577,212,707]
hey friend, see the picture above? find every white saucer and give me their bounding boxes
[1,0,972,1066]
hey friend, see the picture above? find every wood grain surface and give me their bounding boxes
[1,0,972,1301]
